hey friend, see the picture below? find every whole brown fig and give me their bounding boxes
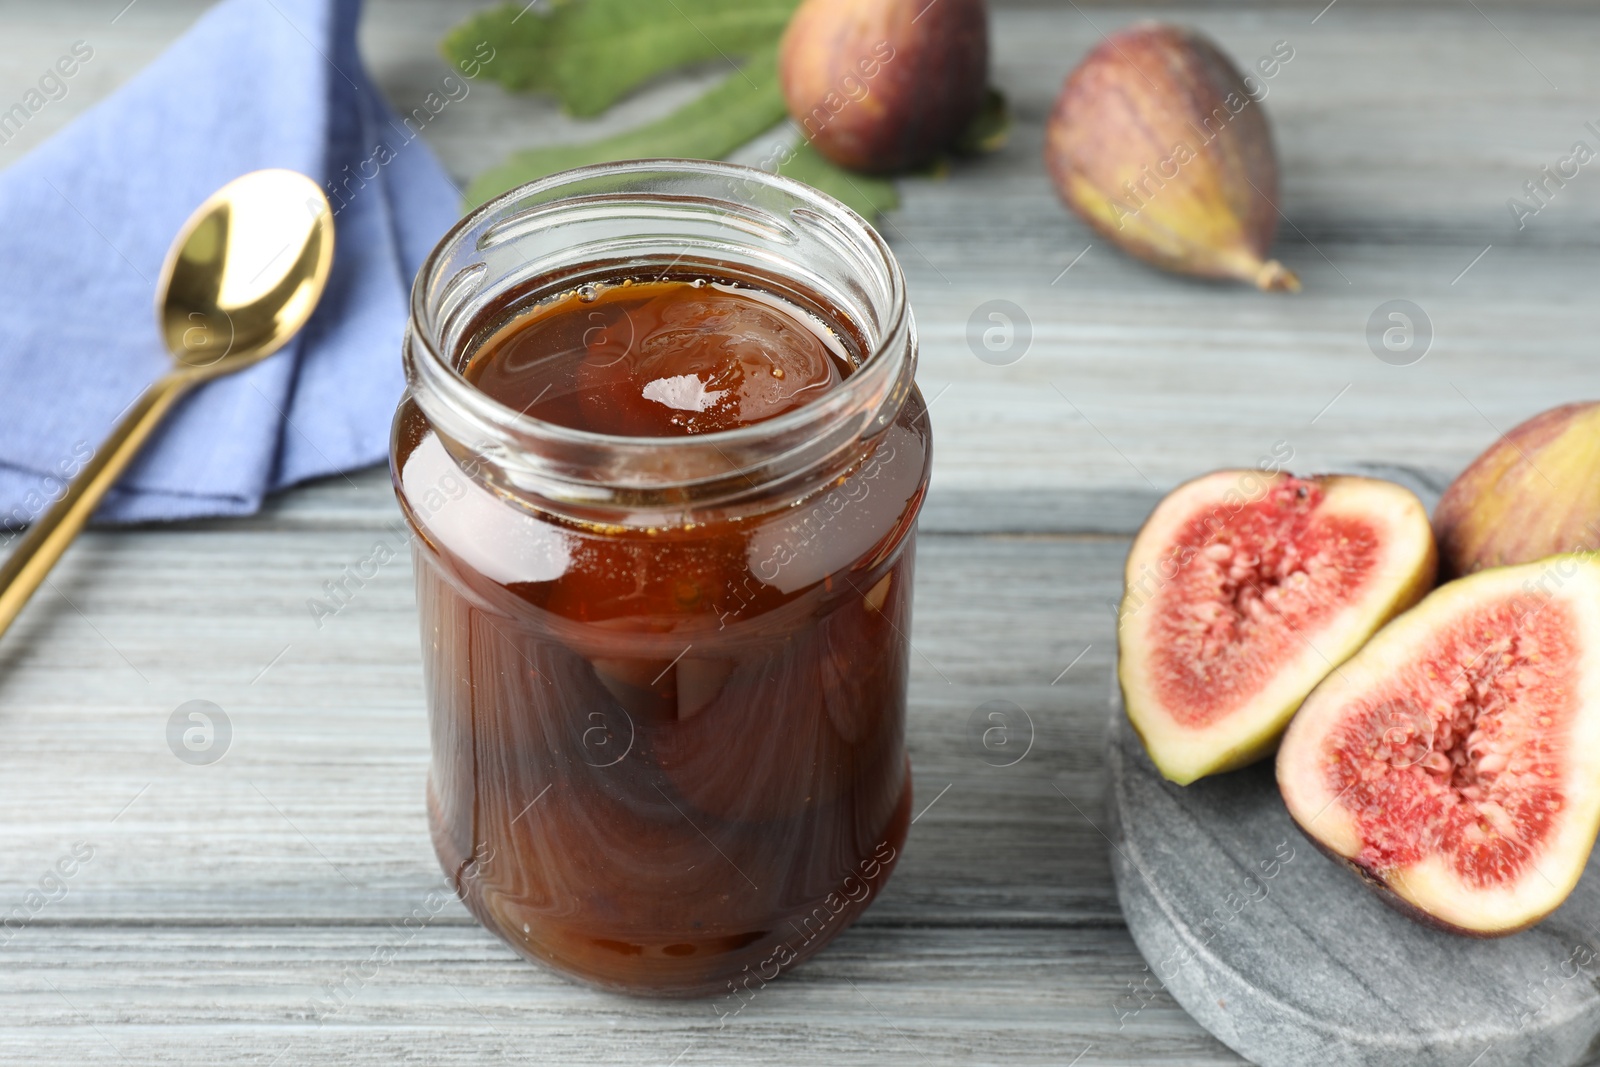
[779,0,989,174]
[1045,23,1299,291]
[1433,402,1600,577]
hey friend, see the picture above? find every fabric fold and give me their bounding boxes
[0,0,462,525]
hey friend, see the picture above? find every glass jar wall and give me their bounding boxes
[392,160,930,997]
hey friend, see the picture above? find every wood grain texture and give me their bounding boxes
[4,3,1598,530]
[0,1,1595,1064]
[0,509,1231,1064]
[1,926,1237,1066]
[0,523,1126,924]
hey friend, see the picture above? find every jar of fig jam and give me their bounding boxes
[391,160,929,997]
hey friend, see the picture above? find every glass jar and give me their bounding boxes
[391,160,930,998]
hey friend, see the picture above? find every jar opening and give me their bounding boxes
[459,273,863,439]
[404,160,916,515]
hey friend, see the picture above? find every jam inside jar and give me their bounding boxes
[393,161,930,997]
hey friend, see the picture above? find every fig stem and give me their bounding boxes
[1254,259,1302,293]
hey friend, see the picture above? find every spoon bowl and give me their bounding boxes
[159,169,334,373]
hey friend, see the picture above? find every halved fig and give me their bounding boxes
[1278,556,1600,936]
[1119,471,1436,785]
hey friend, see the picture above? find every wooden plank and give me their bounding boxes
[0,517,1256,1062]
[11,3,1598,239]
[0,927,1243,1066]
[2,2,1596,1063]
[5,3,1596,531]
[358,5,1600,244]
[367,3,1600,517]
[0,526,1126,927]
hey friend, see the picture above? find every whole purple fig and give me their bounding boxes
[1434,402,1600,577]
[1045,23,1299,291]
[779,0,989,174]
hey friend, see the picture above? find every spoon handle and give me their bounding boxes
[0,373,195,641]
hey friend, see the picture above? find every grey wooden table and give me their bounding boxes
[2,1,1596,1064]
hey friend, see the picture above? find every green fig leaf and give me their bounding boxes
[777,141,900,220]
[463,48,788,207]
[443,0,799,118]
[441,3,561,99]
[954,88,1012,156]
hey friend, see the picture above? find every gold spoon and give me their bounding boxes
[0,169,334,639]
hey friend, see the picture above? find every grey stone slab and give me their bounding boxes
[1106,696,1600,1067]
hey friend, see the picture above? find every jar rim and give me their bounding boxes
[407,158,911,458]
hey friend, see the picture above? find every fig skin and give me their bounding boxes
[778,0,989,175]
[1045,23,1300,292]
[1434,401,1600,579]
[1294,819,1544,940]
[1119,470,1437,786]
[1277,557,1600,937]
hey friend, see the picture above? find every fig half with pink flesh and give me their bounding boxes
[1278,556,1600,936]
[1119,471,1437,785]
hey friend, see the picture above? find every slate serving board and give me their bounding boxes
[1105,701,1600,1067]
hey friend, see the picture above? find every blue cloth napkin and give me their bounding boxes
[0,0,462,524]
